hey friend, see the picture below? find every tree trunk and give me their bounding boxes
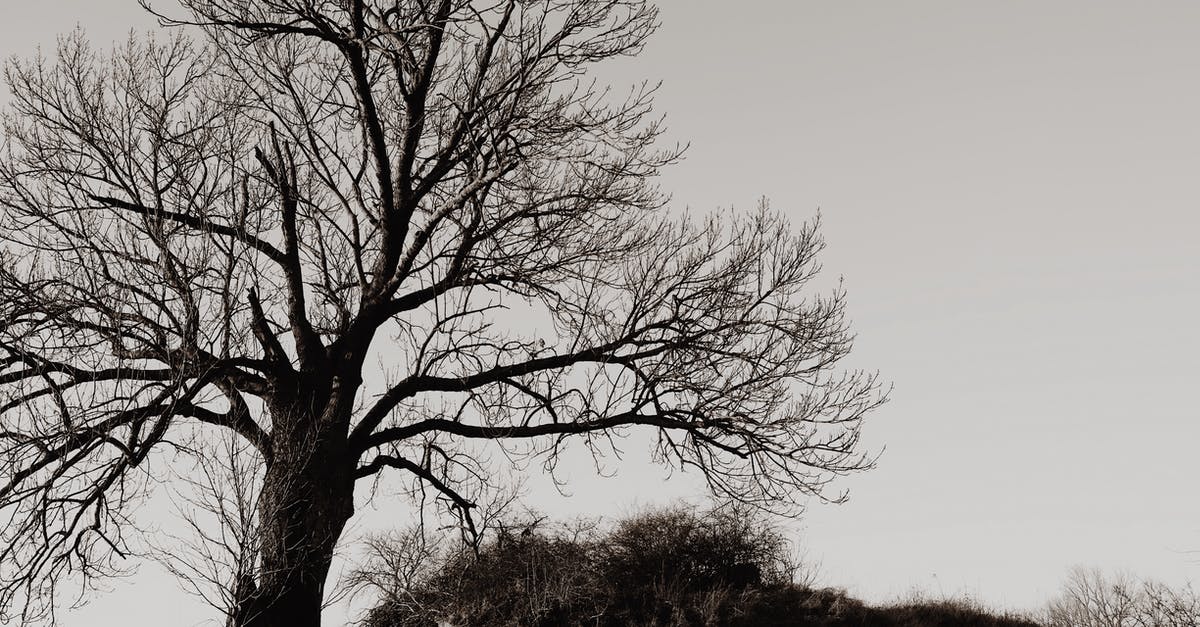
[235,400,356,627]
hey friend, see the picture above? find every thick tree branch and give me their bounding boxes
[177,398,272,461]
[348,339,636,448]
[358,412,691,454]
[88,195,288,267]
[254,133,325,368]
[354,453,475,512]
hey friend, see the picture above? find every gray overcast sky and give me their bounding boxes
[5,1,1200,625]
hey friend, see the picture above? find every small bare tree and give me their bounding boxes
[0,1,885,625]
[1138,580,1200,627]
[1045,567,1200,627]
[149,430,265,625]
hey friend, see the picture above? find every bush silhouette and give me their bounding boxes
[358,504,1038,627]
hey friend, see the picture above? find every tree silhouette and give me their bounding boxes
[0,1,885,625]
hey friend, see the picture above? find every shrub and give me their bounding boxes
[355,504,1040,627]
[356,503,799,626]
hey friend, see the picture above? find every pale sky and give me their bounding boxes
[5,1,1200,625]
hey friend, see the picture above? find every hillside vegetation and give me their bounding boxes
[353,505,1040,627]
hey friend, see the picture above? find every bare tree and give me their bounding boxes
[1138,579,1200,627]
[1045,567,1200,627]
[0,1,885,625]
[1046,567,1140,627]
